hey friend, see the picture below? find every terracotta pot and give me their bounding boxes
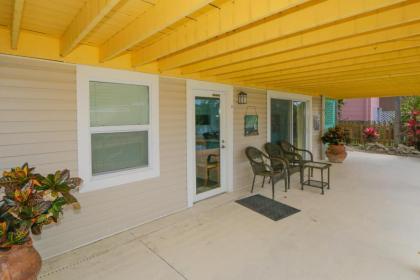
[326,144,347,163]
[0,240,41,280]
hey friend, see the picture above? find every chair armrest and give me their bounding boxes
[270,156,289,168]
[283,151,303,163]
[294,148,314,161]
[263,163,274,172]
[270,156,288,170]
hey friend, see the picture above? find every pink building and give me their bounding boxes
[340,97,398,122]
[340,98,380,121]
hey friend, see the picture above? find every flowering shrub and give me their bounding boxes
[363,127,379,142]
[405,110,420,150]
[321,126,347,145]
[0,164,82,248]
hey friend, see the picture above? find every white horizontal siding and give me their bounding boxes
[0,55,321,260]
[0,57,77,175]
[0,131,77,145]
[232,87,268,191]
[36,76,187,259]
[0,56,188,259]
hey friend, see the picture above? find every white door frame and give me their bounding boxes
[267,90,313,152]
[186,80,234,207]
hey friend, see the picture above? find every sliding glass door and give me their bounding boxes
[271,99,291,144]
[293,101,306,149]
[271,98,307,150]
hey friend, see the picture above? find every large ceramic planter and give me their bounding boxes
[326,144,347,163]
[0,240,41,280]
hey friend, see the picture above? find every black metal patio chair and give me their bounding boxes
[264,142,302,188]
[245,147,288,199]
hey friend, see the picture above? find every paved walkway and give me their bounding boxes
[40,152,420,280]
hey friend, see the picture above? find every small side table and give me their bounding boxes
[301,161,331,195]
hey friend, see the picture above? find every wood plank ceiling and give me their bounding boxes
[0,0,420,98]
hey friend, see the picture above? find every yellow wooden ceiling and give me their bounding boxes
[1,0,420,98]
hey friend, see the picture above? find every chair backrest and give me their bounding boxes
[278,140,299,162]
[279,140,295,153]
[264,143,283,158]
[245,147,268,175]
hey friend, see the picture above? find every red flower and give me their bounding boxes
[407,119,416,128]
[363,127,379,138]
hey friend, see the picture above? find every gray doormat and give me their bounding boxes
[236,194,300,221]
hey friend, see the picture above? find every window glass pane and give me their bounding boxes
[271,99,291,144]
[90,81,149,126]
[293,101,306,149]
[91,131,148,175]
[195,97,221,195]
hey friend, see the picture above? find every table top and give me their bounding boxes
[304,161,332,169]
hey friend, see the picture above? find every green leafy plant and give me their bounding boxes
[0,163,82,248]
[404,110,420,150]
[401,96,420,123]
[321,126,347,145]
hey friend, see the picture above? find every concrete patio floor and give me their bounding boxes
[39,152,420,280]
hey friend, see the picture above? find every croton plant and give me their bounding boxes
[405,110,420,150]
[363,127,380,142]
[321,126,347,145]
[0,163,82,248]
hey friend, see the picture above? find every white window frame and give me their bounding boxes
[267,90,313,152]
[77,65,159,193]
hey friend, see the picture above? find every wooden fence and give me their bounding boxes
[338,121,395,146]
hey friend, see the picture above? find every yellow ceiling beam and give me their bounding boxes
[213,40,420,80]
[159,0,412,71]
[269,86,420,98]
[333,91,420,98]
[0,28,159,74]
[245,64,420,87]
[100,0,213,62]
[237,54,420,83]
[193,22,420,78]
[263,67,420,88]
[241,65,420,90]
[296,78,420,92]
[270,76,420,97]
[132,0,316,66]
[10,0,25,49]
[60,0,122,57]
[276,85,420,98]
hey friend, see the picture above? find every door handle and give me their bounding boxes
[221,145,226,149]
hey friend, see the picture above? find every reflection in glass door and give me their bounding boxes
[271,98,307,150]
[293,101,306,149]
[271,99,291,144]
[195,97,221,195]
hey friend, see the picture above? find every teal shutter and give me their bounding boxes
[324,98,337,130]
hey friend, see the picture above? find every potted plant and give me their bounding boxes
[0,163,82,279]
[321,126,348,163]
[363,127,380,143]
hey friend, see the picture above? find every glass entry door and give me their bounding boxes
[194,92,227,201]
[271,98,307,150]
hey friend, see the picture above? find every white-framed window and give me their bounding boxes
[76,65,159,192]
